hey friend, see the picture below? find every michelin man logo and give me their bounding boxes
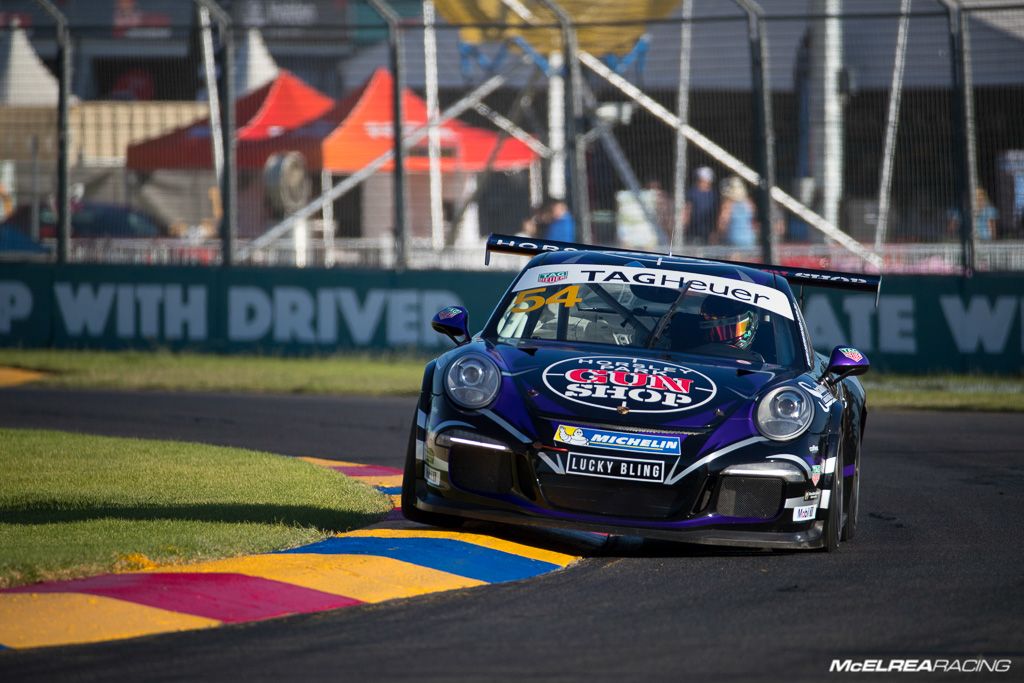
[553,423,682,455]
[555,425,589,446]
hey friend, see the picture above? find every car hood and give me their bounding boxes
[487,341,799,433]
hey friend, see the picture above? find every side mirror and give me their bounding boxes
[822,346,870,385]
[432,306,470,346]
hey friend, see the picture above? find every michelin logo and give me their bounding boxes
[554,425,681,456]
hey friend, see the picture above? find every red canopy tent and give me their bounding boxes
[315,67,537,173]
[128,67,537,174]
[126,68,538,242]
[126,71,335,171]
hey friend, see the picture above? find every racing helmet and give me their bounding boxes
[698,295,759,350]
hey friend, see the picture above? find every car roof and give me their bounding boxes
[522,249,784,292]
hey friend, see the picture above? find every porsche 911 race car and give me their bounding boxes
[402,234,879,551]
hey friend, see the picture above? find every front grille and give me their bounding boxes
[715,476,783,519]
[448,445,513,495]
[537,473,700,519]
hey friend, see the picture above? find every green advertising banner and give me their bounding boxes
[0,264,513,354]
[1,263,1022,373]
[802,274,1024,373]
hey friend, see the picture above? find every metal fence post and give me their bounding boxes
[874,0,912,252]
[195,1,236,267]
[221,20,237,267]
[672,0,694,253]
[735,0,776,264]
[368,0,407,270]
[33,0,70,264]
[537,0,588,241]
[943,0,978,276]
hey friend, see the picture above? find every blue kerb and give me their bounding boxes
[278,536,561,584]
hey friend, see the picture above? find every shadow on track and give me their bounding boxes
[0,503,384,532]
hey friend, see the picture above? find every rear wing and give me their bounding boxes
[485,233,882,298]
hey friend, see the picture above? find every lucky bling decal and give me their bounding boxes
[543,356,717,414]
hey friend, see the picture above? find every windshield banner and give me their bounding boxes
[513,264,795,320]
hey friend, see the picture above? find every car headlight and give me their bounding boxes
[756,386,814,441]
[444,354,501,410]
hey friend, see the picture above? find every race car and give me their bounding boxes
[402,234,879,551]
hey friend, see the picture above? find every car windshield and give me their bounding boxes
[491,267,802,367]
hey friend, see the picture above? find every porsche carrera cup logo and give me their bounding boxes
[543,356,717,414]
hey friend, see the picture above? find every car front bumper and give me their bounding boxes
[413,414,833,550]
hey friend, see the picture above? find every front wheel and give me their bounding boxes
[822,442,845,552]
[841,439,861,542]
[400,414,463,528]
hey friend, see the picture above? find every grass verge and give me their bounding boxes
[0,349,1021,411]
[0,349,426,395]
[861,374,1024,412]
[0,428,391,588]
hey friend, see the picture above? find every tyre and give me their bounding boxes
[841,439,861,542]
[822,441,845,552]
[400,414,463,528]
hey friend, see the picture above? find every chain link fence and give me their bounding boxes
[0,0,1022,273]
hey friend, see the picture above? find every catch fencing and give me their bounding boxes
[1,1,1023,274]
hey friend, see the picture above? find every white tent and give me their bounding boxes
[0,20,58,106]
[235,28,279,95]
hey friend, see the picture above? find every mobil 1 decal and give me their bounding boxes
[543,356,717,414]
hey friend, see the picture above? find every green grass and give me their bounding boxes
[0,349,426,395]
[1,348,1022,411]
[861,374,1024,412]
[0,428,392,588]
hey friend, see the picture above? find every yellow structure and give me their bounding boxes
[435,0,678,55]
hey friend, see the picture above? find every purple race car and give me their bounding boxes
[402,234,879,551]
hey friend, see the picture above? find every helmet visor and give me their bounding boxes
[699,313,752,343]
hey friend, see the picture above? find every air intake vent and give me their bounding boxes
[715,476,783,519]
[448,446,513,495]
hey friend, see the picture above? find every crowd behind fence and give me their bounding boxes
[0,0,1022,274]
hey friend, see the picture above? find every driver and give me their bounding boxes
[698,295,759,350]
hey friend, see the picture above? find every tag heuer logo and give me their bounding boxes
[538,271,568,283]
[840,347,863,362]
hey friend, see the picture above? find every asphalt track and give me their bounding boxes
[1,387,1022,681]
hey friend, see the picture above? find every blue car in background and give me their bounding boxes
[0,202,167,241]
[403,234,880,552]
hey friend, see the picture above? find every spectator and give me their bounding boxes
[947,187,999,241]
[974,187,999,240]
[716,176,756,248]
[684,166,718,245]
[518,212,539,238]
[542,197,575,243]
[645,179,672,239]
